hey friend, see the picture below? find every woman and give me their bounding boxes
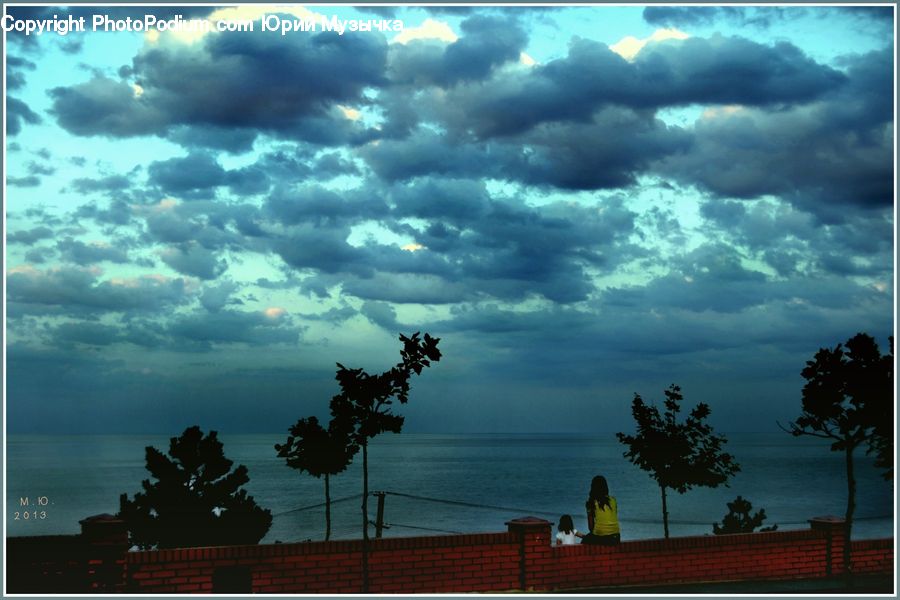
[581,475,620,545]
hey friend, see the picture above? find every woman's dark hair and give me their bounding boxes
[558,514,575,534]
[585,475,612,511]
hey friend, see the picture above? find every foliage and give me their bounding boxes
[275,415,357,540]
[329,332,442,446]
[712,496,777,535]
[617,384,740,538]
[120,426,272,550]
[276,415,357,480]
[785,332,893,575]
[329,331,441,591]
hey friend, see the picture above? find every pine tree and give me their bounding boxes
[119,426,272,549]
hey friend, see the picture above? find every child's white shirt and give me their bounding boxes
[555,530,579,545]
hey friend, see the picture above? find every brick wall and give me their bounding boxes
[7,514,893,594]
[127,531,521,593]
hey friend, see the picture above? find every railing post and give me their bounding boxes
[374,492,386,539]
[809,515,846,577]
[79,514,129,593]
[506,517,552,592]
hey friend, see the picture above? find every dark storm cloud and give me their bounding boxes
[659,48,892,220]
[7,266,195,317]
[431,35,843,139]
[699,199,893,278]
[273,225,369,276]
[167,125,258,154]
[360,301,400,330]
[602,242,886,315]
[6,97,42,136]
[49,321,123,347]
[266,185,389,226]
[50,26,387,146]
[167,309,299,349]
[388,15,527,87]
[159,242,227,280]
[363,110,689,190]
[199,280,242,313]
[57,237,130,265]
[49,76,167,136]
[148,153,227,195]
[274,182,639,304]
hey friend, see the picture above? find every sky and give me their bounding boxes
[4,4,895,435]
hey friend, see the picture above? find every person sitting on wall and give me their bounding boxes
[581,475,620,545]
[555,514,584,545]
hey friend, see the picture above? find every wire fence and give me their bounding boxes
[272,489,892,532]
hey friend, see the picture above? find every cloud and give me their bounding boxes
[71,175,132,194]
[159,242,227,280]
[610,28,690,61]
[8,226,55,245]
[388,15,527,87]
[7,266,195,317]
[50,25,388,146]
[6,97,42,136]
[57,238,130,265]
[148,153,227,196]
[167,309,300,349]
[657,49,891,220]
[392,18,457,44]
[362,110,690,190]
[429,35,844,139]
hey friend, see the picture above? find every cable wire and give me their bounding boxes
[273,493,363,517]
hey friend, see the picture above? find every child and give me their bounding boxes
[555,514,583,545]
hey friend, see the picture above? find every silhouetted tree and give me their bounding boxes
[119,426,272,549]
[275,415,357,540]
[712,496,777,535]
[330,332,441,592]
[617,384,740,538]
[784,333,893,576]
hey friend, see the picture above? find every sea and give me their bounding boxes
[5,432,894,543]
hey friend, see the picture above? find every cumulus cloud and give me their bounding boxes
[7,266,195,317]
[50,25,388,146]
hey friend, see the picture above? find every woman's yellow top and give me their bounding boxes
[590,496,620,536]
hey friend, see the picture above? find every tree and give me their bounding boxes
[712,496,777,535]
[330,332,441,592]
[119,426,272,549]
[275,415,357,541]
[617,384,740,538]
[784,333,893,575]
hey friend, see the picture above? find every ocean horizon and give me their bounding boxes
[5,431,893,543]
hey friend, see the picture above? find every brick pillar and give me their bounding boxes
[809,515,846,576]
[506,517,552,592]
[80,514,129,592]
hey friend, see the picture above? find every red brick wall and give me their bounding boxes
[8,515,893,594]
[123,517,892,594]
[126,532,521,593]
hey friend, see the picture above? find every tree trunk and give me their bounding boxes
[844,445,856,582]
[660,485,670,539]
[361,442,369,593]
[324,474,331,542]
